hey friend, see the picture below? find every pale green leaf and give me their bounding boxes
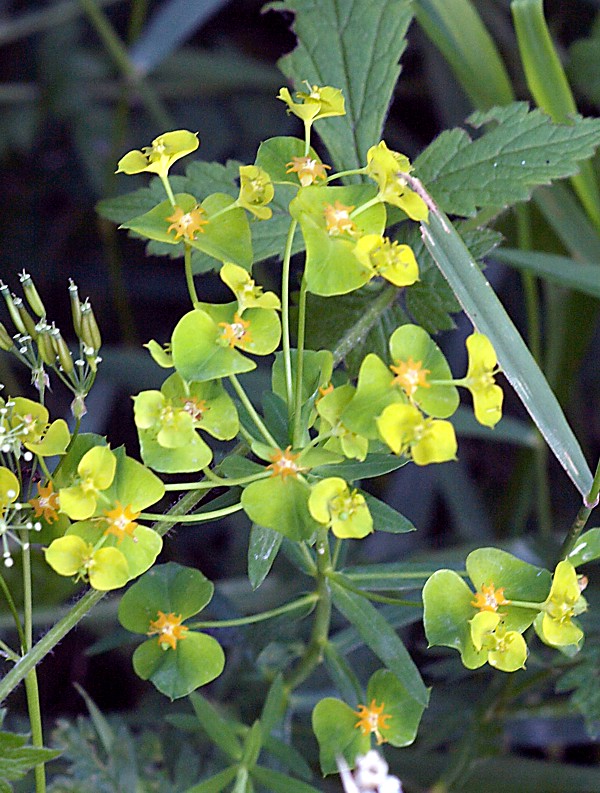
[494,248,600,299]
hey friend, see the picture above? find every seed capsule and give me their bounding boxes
[19,272,46,318]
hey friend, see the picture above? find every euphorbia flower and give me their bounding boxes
[29,481,60,523]
[377,403,457,465]
[324,200,357,236]
[116,130,199,180]
[286,156,331,186]
[147,610,189,651]
[267,446,304,479]
[463,333,503,428]
[470,611,528,672]
[218,313,252,348]
[308,477,373,539]
[277,83,345,123]
[354,234,419,287]
[103,501,141,544]
[471,582,510,613]
[219,263,280,314]
[389,357,431,399]
[536,560,587,648]
[354,699,392,746]
[133,390,196,448]
[45,534,129,591]
[166,204,208,241]
[366,141,428,222]
[236,165,274,219]
[58,446,117,521]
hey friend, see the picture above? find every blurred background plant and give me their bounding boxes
[1,0,600,791]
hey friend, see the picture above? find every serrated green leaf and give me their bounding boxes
[420,200,593,497]
[0,730,60,785]
[330,579,428,706]
[494,248,600,298]
[271,0,414,174]
[415,102,600,217]
[414,0,513,110]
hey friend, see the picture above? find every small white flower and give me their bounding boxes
[337,751,403,793]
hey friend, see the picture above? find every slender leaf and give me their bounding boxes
[263,736,313,781]
[512,0,600,228]
[414,0,513,110]
[534,184,600,262]
[260,674,286,736]
[270,0,414,173]
[494,248,600,299]
[251,765,322,793]
[419,197,593,497]
[185,766,238,793]
[330,579,428,706]
[248,524,283,590]
[361,491,416,534]
[189,692,243,761]
[323,641,364,705]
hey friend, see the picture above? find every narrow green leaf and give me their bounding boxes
[0,730,60,785]
[414,0,513,110]
[251,765,323,793]
[260,674,286,736]
[189,692,243,761]
[361,491,416,534]
[241,721,262,768]
[330,580,428,707]
[248,524,283,590]
[185,766,238,793]
[419,199,593,497]
[270,0,414,173]
[534,184,600,262]
[567,528,600,567]
[512,0,600,229]
[263,736,313,781]
[323,641,364,705]
[73,684,114,755]
[494,248,600,298]
[315,452,408,481]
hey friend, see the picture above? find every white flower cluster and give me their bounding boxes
[338,751,403,793]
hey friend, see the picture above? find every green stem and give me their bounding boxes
[508,599,545,611]
[141,502,243,523]
[280,220,298,410]
[160,174,177,207]
[284,528,332,692]
[184,243,199,305]
[329,573,421,607]
[20,533,46,792]
[77,0,172,130]
[292,277,308,446]
[229,375,278,447]
[559,455,600,560]
[350,196,382,218]
[0,571,26,649]
[164,472,269,491]
[326,167,366,183]
[190,593,318,629]
[332,284,398,367]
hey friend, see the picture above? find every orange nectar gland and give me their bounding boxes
[166,205,208,241]
[316,383,334,403]
[181,396,208,422]
[286,156,331,187]
[354,700,392,746]
[267,446,303,479]
[471,583,510,613]
[147,611,189,651]
[390,357,431,398]
[103,502,141,544]
[28,481,60,523]
[219,313,251,348]
[324,200,357,236]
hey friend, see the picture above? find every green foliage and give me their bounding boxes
[0,729,59,792]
